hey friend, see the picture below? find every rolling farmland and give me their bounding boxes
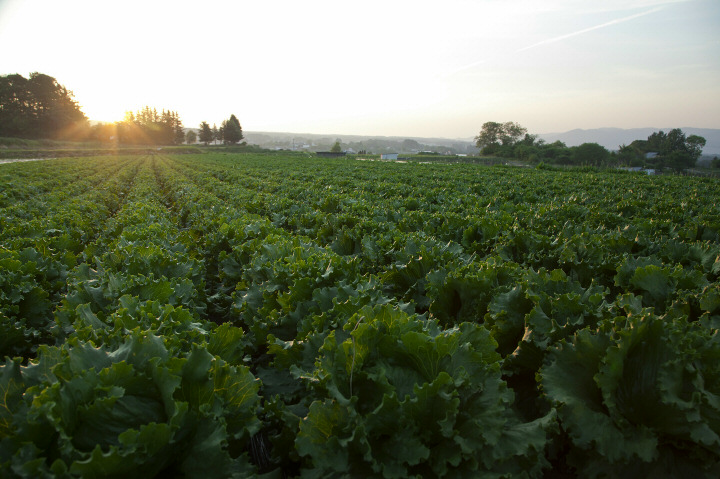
[1,153,720,477]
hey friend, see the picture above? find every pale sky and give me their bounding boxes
[1,0,718,138]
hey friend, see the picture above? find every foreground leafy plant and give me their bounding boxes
[541,312,720,477]
[0,333,261,478]
[295,304,555,478]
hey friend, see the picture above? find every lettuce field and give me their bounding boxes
[1,153,720,478]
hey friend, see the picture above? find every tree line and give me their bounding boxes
[0,72,243,147]
[88,107,185,145]
[475,121,707,172]
[196,116,244,146]
[0,73,87,139]
[89,110,243,146]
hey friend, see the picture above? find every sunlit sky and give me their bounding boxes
[1,0,718,138]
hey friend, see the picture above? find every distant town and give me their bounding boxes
[218,128,720,162]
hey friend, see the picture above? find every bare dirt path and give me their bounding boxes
[0,158,54,165]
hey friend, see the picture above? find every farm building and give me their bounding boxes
[380,153,399,160]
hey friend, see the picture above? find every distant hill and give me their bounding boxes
[538,127,720,155]
[206,128,720,156]
[242,131,478,155]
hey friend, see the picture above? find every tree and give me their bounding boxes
[646,131,667,153]
[686,135,707,160]
[663,129,688,156]
[185,130,197,144]
[474,121,504,154]
[159,109,182,145]
[0,72,87,139]
[172,111,185,145]
[644,129,706,171]
[211,124,219,145]
[474,121,527,155]
[198,122,213,145]
[617,144,644,167]
[330,139,342,153]
[221,114,243,144]
[571,143,609,167]
[499,122,527,146]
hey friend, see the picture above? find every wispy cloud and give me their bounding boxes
[516,6,667,53]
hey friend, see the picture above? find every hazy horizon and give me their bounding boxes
[1,0,718,138]
[238,125,720,140]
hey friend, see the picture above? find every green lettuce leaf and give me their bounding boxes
[541,314,720,477]
[1,333,261,478]
[296,304,552,477]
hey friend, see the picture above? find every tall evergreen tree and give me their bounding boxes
[160,110,175,145]
[199,122,213,145]
[221,114,243,144]
[172,111,185,145]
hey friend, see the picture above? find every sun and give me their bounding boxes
[70,81,131,124]
[79,98,127,124]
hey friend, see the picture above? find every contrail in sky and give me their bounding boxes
[516,6,667,53]
[445,5,666,77]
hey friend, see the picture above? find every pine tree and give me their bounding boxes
[199,122,213,145]
[221,114,243,144]
[173,111,185,145]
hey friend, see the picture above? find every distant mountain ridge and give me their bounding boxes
[537,127,720,155]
